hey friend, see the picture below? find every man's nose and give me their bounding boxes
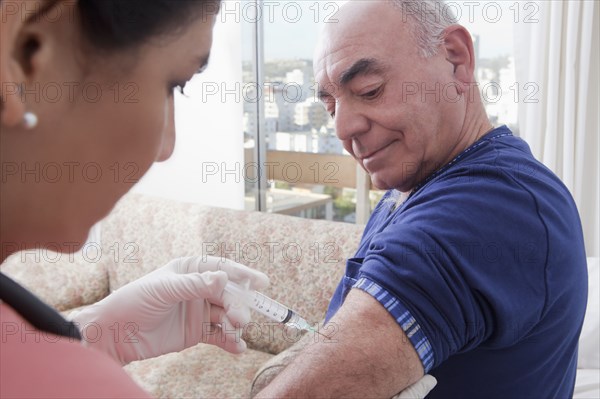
[334,100,370,141]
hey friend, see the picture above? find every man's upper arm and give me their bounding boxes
[255,288,424,398]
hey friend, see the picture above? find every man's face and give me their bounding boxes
[314,1,467,191]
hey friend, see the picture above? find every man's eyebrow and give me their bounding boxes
[339,58,386,86]
[317,58,386,101]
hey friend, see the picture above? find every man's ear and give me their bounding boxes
[442,25,475,91]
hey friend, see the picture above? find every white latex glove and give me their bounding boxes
[393,375,438,399]
[69,256,269,364]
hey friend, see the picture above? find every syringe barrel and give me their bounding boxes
[225,281,294,324]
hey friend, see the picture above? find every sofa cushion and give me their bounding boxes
[101,193,364,355]
[124,344,273,398]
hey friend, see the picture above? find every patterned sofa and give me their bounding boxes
[1,192,364,398]
[2,192,598,398]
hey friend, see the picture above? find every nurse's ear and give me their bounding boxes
[1,0,78,129]
[1,0,30,127]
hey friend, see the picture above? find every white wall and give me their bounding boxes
[133,7,245,210]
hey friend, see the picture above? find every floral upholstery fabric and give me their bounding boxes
[124,344,273,398]
[1,249,109,312]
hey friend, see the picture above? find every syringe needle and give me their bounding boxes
[313,329,329,339]
[298,322,330,339]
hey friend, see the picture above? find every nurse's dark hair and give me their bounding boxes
[77,0,221,51]
[30,0,221,51]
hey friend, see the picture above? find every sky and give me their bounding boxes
[241,0,518,61]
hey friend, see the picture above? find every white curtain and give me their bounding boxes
[515,0,599,257]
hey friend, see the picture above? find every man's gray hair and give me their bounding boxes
[390,0,458,58]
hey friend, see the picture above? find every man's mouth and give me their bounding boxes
[358,141,395,161]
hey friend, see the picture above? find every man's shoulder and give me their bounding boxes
[410,130,571,214]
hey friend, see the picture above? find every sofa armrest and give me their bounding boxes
[0,249,110,311]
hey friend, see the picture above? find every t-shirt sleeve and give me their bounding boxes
[354,172,549,371]
[353,277,435,371]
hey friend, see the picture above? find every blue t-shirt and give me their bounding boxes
[325,126,588,398]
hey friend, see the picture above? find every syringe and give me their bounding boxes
[224,281,315,333]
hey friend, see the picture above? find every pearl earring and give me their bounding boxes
[22,112,38,129]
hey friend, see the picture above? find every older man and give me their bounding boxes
[256,0,587,398]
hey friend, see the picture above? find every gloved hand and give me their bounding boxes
[393,375,438,399]
[69,256,269,364]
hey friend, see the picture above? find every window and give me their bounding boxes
[243,0,519,223]
[462,1,520,135]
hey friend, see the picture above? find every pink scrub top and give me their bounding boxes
[1,284,151,398]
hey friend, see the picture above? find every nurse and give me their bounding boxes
[0,0,268,397]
